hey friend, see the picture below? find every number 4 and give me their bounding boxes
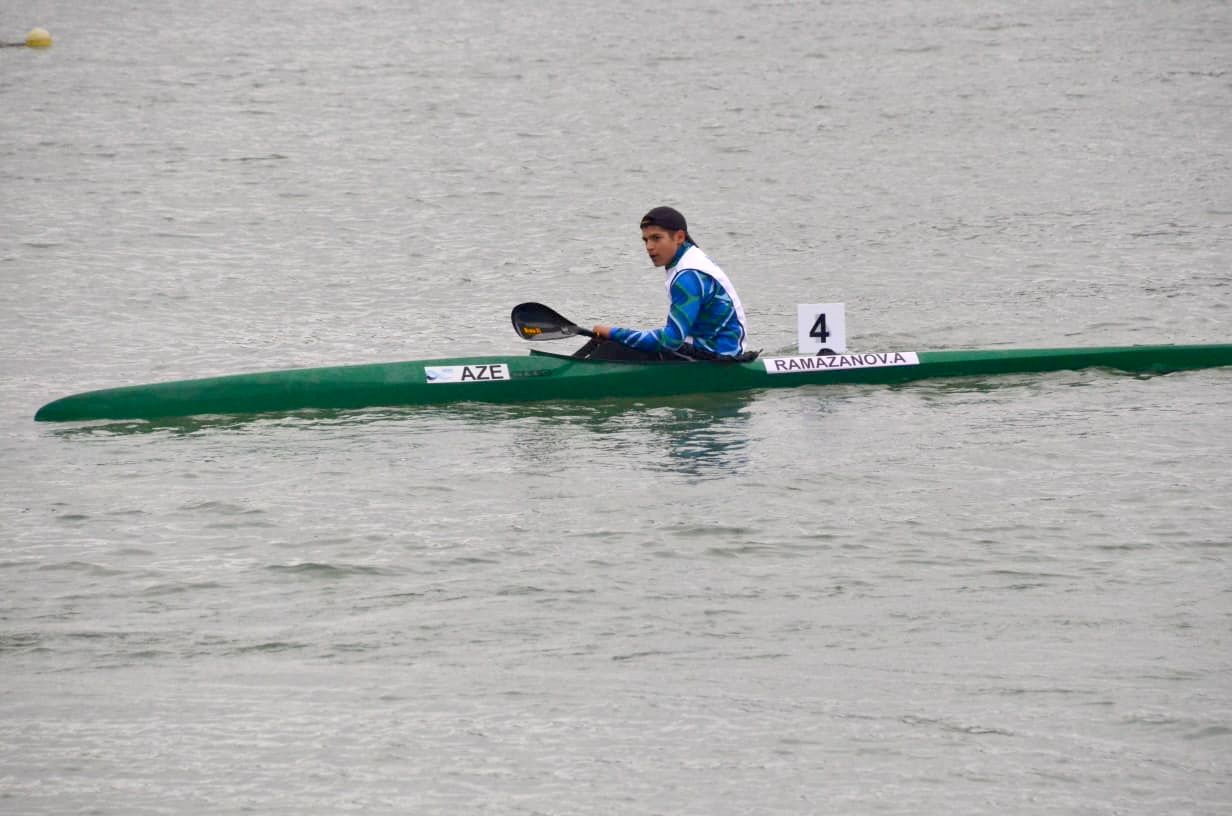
[809,313,830,341]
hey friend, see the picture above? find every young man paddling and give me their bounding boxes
[588,206,751,361]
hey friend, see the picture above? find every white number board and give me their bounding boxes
[797,303,847,354]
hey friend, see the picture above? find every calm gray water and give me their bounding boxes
[2,1,1231,813]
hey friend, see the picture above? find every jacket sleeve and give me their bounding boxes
[609,271,707,352]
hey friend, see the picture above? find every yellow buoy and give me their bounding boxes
[25,27,53,48]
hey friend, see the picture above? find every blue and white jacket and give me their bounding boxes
[609,243,749,357]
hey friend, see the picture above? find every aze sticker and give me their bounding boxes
[424,363,511,384]
[762,352,920,374]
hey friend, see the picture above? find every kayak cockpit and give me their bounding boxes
[529,343,761,364]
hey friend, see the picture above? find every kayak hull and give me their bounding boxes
[34,344,1232,422]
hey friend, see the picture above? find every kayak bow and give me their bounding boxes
[34,343,1232,423]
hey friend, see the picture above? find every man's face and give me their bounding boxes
[641,226,687,268]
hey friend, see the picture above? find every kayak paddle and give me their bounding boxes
[511,302,597,341]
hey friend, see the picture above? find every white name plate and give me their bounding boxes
[424,363,510,384]
[763,352,919,374]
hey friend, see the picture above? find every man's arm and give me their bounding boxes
[603,271,708,352]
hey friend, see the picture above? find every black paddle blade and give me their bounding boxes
[511,302,591,340]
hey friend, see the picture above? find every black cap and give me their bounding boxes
[640,206,696,246]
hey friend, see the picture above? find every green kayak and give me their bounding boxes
[33,343,1232,423]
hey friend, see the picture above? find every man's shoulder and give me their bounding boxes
[678,244,715,265]
[668,267,716,293]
